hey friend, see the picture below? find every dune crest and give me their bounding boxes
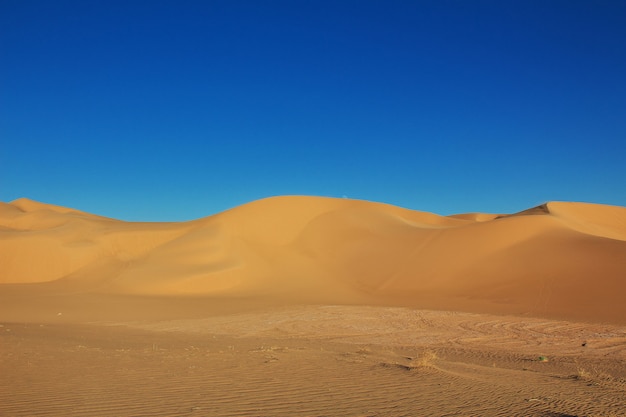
[1,196,625,323]
[10,197,84,214]
[547,201,626,241]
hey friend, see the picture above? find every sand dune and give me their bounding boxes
[2,196,626,416]
[1,196,625,323]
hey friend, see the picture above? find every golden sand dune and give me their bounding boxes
[2,196,626,417]
[1,196,625,323]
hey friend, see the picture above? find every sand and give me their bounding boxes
[1,196,625,416]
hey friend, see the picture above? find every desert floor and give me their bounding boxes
[1,297,625,417]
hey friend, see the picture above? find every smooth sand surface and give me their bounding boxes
[1,196,625,416]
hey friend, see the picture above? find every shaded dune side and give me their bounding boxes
[495,203,550,219]
[293,204,626,322]
[1,196,625,323]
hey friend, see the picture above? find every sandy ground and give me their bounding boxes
[2,196,626,416]
[1,300,626,417]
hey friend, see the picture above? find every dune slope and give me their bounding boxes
[1,196,625,323]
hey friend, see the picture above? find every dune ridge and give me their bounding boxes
[1,196,625,323]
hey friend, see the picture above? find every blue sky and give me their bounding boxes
[2,0,625,221]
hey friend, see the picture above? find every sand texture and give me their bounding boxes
[1,196,625,416]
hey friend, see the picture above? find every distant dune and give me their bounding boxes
[1,196,625,323]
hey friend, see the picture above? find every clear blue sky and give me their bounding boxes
[2,0,625,221]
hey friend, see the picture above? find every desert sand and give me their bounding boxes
[1,196,625,416]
